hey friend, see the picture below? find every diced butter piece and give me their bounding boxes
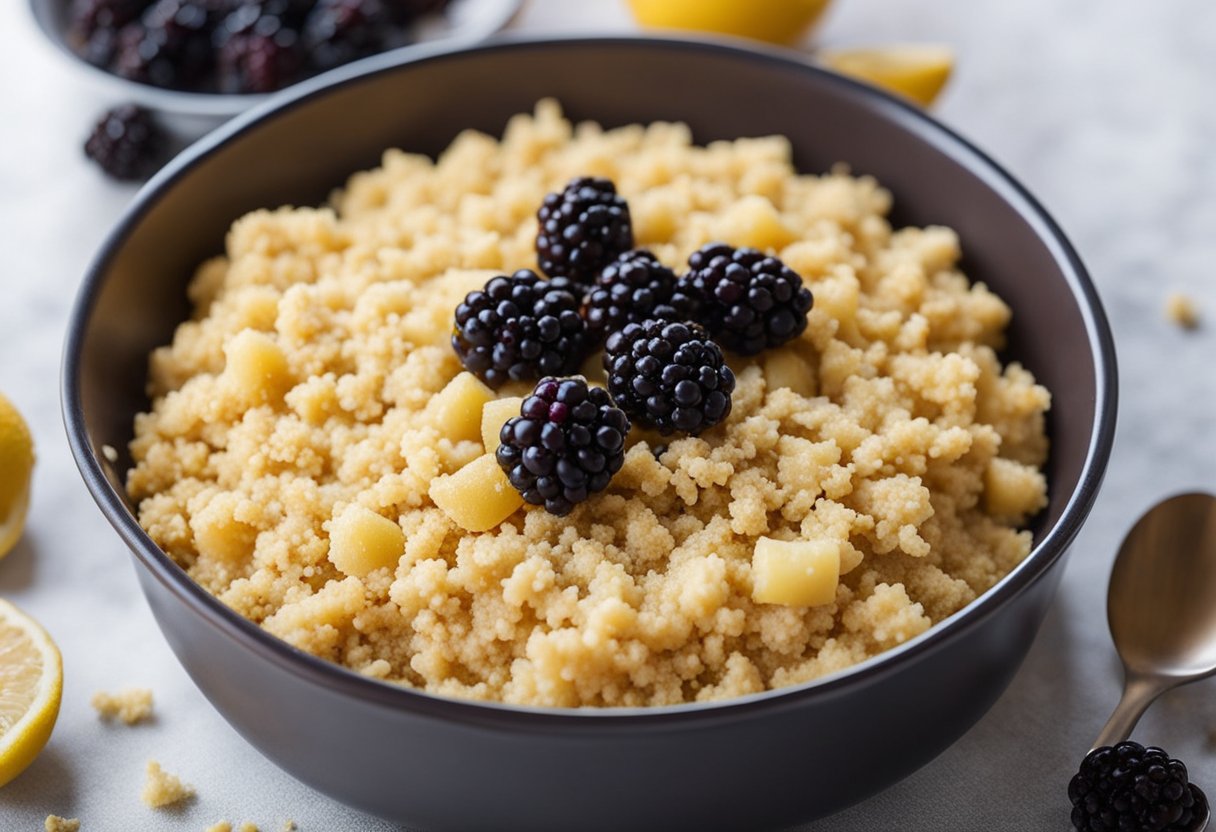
[328,504,405,577]
[752,537,840,607]
[224,329,292,404]
[717,195,798,251]
[431,371,496,443]
[983,457,1047,521]
[429,454,523,532]
[481,396,523,453]
[763,349,815,396]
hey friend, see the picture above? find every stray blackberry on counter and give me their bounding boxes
[495,377,629,516]
[675,243,813,356]
[584,250,682,341]
[605,319,735,436]
[1069,741,1208,832]
[452,270,588,389]
[536,177,633,285]
[84,104,166,181]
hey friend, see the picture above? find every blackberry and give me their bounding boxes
[112,0,216,89]
[214,11,303,92]
[536,177,634,285]
[1069,741,1208,832]
[674,243,813,356]
[452,270,588,389]
[584,249,683,341]
[83,104,166,181]
[495,377,629,516]
[303,0,389,73]
[604,319,735,436]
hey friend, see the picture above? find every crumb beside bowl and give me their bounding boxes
[63,35,1116,831]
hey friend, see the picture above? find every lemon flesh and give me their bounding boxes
[820,45,955,107]
[0,599,62,788]
[628,0,832,46]
[0,393,34,559]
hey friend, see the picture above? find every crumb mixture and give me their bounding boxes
[44,817,81,832]
[141,760,194,808]
[1165,291,1200,329]
[91,687,153,724]
[128,100,1050,707]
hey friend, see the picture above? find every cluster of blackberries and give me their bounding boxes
[67,0,451,94]
[452,176,816,515]
[1070,741,1208,832]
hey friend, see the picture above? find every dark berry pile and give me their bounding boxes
[605,320,735,436]
[495,378,629,517]
[1069,741,1208,832]
[83,104,166,181]
[584,249,680,341]
[66,0,452,94]
[536,177,634,285]
[675,243,814,355]
[452,270,587,390]
[450,176,819,515]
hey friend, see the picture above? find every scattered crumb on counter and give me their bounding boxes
[141,760,195,808]
[45,817,81,832]
[1165,292,1200,329]
[101,444,119,463]
[205,824,232,832]
[91,688,154,725]
[282,822,297,831]
[239,824,259,832]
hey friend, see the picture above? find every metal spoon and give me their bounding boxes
[1092,491,1216,829]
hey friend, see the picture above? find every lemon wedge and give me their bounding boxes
[0,599,63,788]
[820,45,955,107]
[0,393,35,560]
[627,0,832,46]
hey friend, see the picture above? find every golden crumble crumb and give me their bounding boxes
[282,821,297,831]
[91,688,154,725]
[205,824,232,832]
[101,444,119,463]
[1165,292,1200,329]
[239,824,259,832]
[128,99,1050,708]
[141,760,195,808]
[44,817,81,832]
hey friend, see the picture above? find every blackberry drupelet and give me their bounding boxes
[67,0,146,64]
[1069,741,1208,832]
[584,249,681,341]
[452,270,588,389]
[495,377,629,516]
[604,319,735,436]
[675,243,813,356]
[215,14,303,92]
[536,177,634,285]
[83,104,166,181]
[302,0,389,72]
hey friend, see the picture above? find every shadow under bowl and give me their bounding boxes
[62,35,1117,832]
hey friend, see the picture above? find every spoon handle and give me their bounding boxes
[1092,673,1173,751]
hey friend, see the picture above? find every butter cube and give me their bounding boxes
[429,454,523,532]
[752,537,840,607]
[224,330,291,404]
[763,349,815,397]
[480,396,523,453]
[431,372,496,444]
[328,504,405,577]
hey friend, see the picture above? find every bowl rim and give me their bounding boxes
[61,32,1118,729]
[25,0,523,117]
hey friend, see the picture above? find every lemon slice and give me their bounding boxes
[627,0,833,46]
[0,599,62,788]
[820,45,955,107]
[0,393,35,559]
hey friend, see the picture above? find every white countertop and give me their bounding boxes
[2,0,1214,829]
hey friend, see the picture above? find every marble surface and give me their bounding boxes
[1,0,1213,829]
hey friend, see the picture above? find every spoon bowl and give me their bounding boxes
[1094,491,1216,750]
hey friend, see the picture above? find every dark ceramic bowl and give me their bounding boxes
[62,35,1117,832]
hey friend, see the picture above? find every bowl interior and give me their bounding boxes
[66,35,1113,709]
